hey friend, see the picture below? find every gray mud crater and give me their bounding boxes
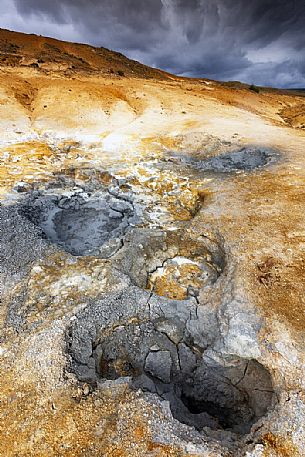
[67,290,276,436]
[95,324,274,434]
[112,228,225,300]
[171,147,279,174]
[19,190,136,257]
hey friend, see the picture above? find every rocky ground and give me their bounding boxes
[0,29,304,457]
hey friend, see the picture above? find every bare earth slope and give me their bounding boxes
[0,29,304,457]
[0,28,170,79]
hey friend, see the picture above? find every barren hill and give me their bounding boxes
[0,27,170,79]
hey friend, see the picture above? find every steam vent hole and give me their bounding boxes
[73,322,275,435]
[20,190,135,256]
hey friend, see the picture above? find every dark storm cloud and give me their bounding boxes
[5,0,305,87]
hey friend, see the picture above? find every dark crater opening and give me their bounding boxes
[19,190,136,256]
[173,147,279,173]
[69,319,275,436]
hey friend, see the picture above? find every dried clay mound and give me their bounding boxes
[0,28,305,457]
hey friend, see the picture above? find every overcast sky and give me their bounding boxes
[1,0,304,88]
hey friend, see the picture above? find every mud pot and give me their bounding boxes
[170,146,279,174]
[67,289,276,437]
[19,188,137,257]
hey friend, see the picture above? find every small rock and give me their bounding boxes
[145,350,172,383]
[154,318,184,345]
[178,343,197,373]
[14,181,32,193]
[83,384,90,396]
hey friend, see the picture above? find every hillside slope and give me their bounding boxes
[0,27,170,79]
